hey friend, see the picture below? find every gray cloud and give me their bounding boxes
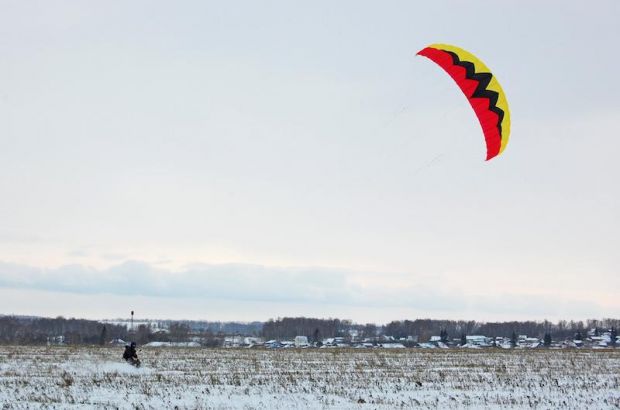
[0,260,609,320]
[0,260,353,304]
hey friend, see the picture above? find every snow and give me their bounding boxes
[144,341,201,347]
[381,343,405,348]
[0,346,618,408]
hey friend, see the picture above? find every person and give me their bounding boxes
[123,342,140,367]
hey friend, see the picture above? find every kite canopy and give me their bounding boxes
[417,44,511,161]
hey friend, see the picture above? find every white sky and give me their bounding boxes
[1,1,619,323]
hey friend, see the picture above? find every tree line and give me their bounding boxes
[1,315,618,345]
[0,316,127,345]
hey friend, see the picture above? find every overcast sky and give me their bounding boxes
[1,1,618,323]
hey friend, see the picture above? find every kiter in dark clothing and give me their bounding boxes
[123,342,140,367]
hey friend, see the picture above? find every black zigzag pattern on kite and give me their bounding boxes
[444,51,505,137]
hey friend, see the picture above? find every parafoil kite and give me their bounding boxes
[417,44,511,161]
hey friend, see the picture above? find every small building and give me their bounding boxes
[244,337,264,346]
[223,335,244,348]
[294,336,309,347]
[466,335,492,347]
[47,335,65,346]
[264,340,282,349]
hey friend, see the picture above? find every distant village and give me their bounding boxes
[127,326,618,350]
[220,328,619,350]
[1,315,617,349]
[101,317,618,350]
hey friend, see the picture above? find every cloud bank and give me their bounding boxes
[0,260,610,321]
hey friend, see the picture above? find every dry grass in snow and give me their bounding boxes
[0,346,619,409]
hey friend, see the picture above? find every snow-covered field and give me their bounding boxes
[1,346,619,409]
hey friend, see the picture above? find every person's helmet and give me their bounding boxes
[130,342,136,348]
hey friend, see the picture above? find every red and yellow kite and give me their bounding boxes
[417,44,511,161]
